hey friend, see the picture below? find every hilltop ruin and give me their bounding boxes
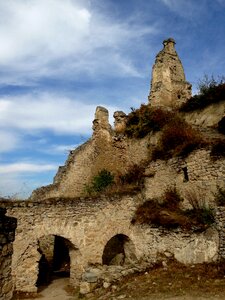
[1,38,225,299]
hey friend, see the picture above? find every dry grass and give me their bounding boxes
[152,117,204,160]
[125,105,174,138]
[132,188,215,231]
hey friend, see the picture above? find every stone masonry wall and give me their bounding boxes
[2,194,219,294]
[215,207,225,259]
[145,148,225,206]
[0,207,17,300]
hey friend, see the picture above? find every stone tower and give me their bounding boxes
[148,38,192,108]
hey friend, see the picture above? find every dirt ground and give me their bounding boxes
[90,261,225,300]
[13,261,225,300]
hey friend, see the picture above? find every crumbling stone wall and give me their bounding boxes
[30,106,151,200]
[145,148,225,206]
[148,38,192,108]
[0,207,17,300]
[2,194,219,294]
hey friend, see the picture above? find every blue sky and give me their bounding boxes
[0,0,224,198]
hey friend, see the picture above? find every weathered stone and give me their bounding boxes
[80,281,91,295]
[82,271,98,283]
[149,38,192,108]
[103,281,111,289]
[113,111,127,133]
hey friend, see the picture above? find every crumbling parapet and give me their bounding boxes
[149,38,192,108]
[0,207,17,300]
[92,106,112,134]
[113,111,127,134]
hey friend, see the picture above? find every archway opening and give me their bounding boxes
[102,234,137,266]
[36,235,72,288]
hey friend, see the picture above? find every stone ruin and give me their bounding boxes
[149,38,192,108]
[1,38,225,298]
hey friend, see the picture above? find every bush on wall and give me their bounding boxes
[125,104,174,138]
[84,169,114,195]
[132,188,215,231]
[152,117,204,160]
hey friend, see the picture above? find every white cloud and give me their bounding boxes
[160,0,206,18]
[0,0,157,84]
[0,93,119,136]
[0,162,57,174]
[0,130,19,152]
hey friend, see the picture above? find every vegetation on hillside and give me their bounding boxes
[84,165,147,196]
[180,75,225,112]
[152,117,204,159]
[132,188,214,231]
[125,105,174,138]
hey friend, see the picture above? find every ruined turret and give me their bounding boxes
[148,38,192,108]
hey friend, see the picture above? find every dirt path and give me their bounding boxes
[13,278,79,300]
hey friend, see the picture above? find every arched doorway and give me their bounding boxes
[102,234,137,266]
[36,235,73,288]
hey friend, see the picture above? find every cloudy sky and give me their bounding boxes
[0,0,224,198]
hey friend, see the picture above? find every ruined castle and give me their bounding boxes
[1,38,225,299]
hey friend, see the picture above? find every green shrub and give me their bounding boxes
[152,117,204,159]
[125,105,174,138]
[84,169,114,195]
[210,139,225,158]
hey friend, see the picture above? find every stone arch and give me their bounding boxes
[37,234,74,287]
[12,228,83,293]
[102,233,137,266]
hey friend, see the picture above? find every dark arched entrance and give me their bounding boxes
[102,234,137,266]
[36,235,72,288]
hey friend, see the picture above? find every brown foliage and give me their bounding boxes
[125,105,174,138]
[152,117,204,159]
[132,188,214,231]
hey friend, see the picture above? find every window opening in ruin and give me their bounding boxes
[182,167,189,182]
[102,234,136,266]
[36,235,71,288]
